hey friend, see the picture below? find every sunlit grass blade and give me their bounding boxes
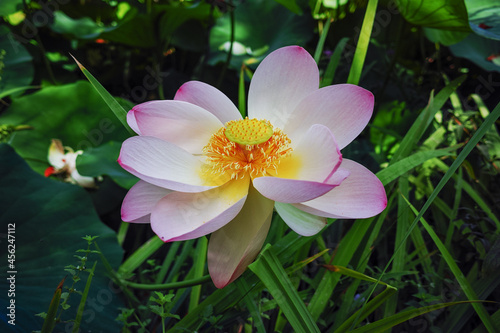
[391,75,465,163]
[249,245,320,333]
[72,261,97,333]
[324,265,392,287]
[403,196,497,333]
[348,301,489,333]
[376,146,459,185]
[71,55,134,135]
[347,0,379,85]
[41,277,65,333]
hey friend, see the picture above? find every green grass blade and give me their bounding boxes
[118,236,164,276]
[334,286,398,333]
[314,18,332,63]
[71,55,134,135]
[235,279,267,333]
[72,261,97,333]
[347,0,379,85]
[403,197,497,333]
[188,237,208,312]
[349,301,488,333]
[391,76,465,163]
[325,265,391,287]
[376,146,459,185]
[249,245,320,333]
[320,37,349,88]
[239,64,247,118]
[41,277,65,333]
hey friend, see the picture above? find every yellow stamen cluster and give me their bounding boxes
[203,119,292,181]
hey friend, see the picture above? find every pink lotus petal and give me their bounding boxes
[151,176,249,242]
[248,46,319,129]
[284,84,374,149]
[294,159,387,219]
[208,185,274,288]
[274,202,327,236]
[121,180,171,223]
[132,100,223,154]
[127,109,141,135]
[174,81,242,123]
[253,178,340,203]
[277,124,342,181]
[253,124,345,203]
[118,136,214,192]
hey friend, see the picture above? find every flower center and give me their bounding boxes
[225,118,274,145]
[202,118,292,182]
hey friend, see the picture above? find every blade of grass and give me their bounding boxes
[349,301,489,333]
[361,99,500,331]
[118,236,164,276]
[377,146,459,185]
[188,237,208,312]
[41,277,65,333]
[347,0,379,85]
[235,278,267,333]
[72,261,97,333]
[391,76,465,163]
[71,55,134,135]
[320,37,349,88]
[249,245,321,333]
[335,286,398,333]
[238,64,247,118]
[314,18,332,63]
[403,196,497,333]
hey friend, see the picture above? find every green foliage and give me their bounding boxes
[1,0,500,332]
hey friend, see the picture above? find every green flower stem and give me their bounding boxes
[123,275,211,291]
[347,0,379,85]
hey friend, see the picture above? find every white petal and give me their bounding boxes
[121,180,172,223]
[274,202,327,236]
[284,84,374,149]
[248,46,319,129]
[132,100,223,154]
[174,81,242,123]
[118,136,214,192]
[294,159,387,219]
[207,185,274,288]
[253,124,345,203]
[151,176,249,242]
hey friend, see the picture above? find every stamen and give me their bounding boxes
[202,119,292,181]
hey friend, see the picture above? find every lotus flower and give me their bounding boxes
[45,139,96,188]
[118,46,387,288]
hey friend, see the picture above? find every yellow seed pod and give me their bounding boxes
[225,118,273,145]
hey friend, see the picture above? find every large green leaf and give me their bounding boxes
[449,33,500,72]
[76,140,138,189]
[0,25,34,97]
[395,0,470,31]
[0,81,130,174]
[0,0,23,16]
[0,144,124,332]
[209,0,314,68]
[465,0,500,40]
